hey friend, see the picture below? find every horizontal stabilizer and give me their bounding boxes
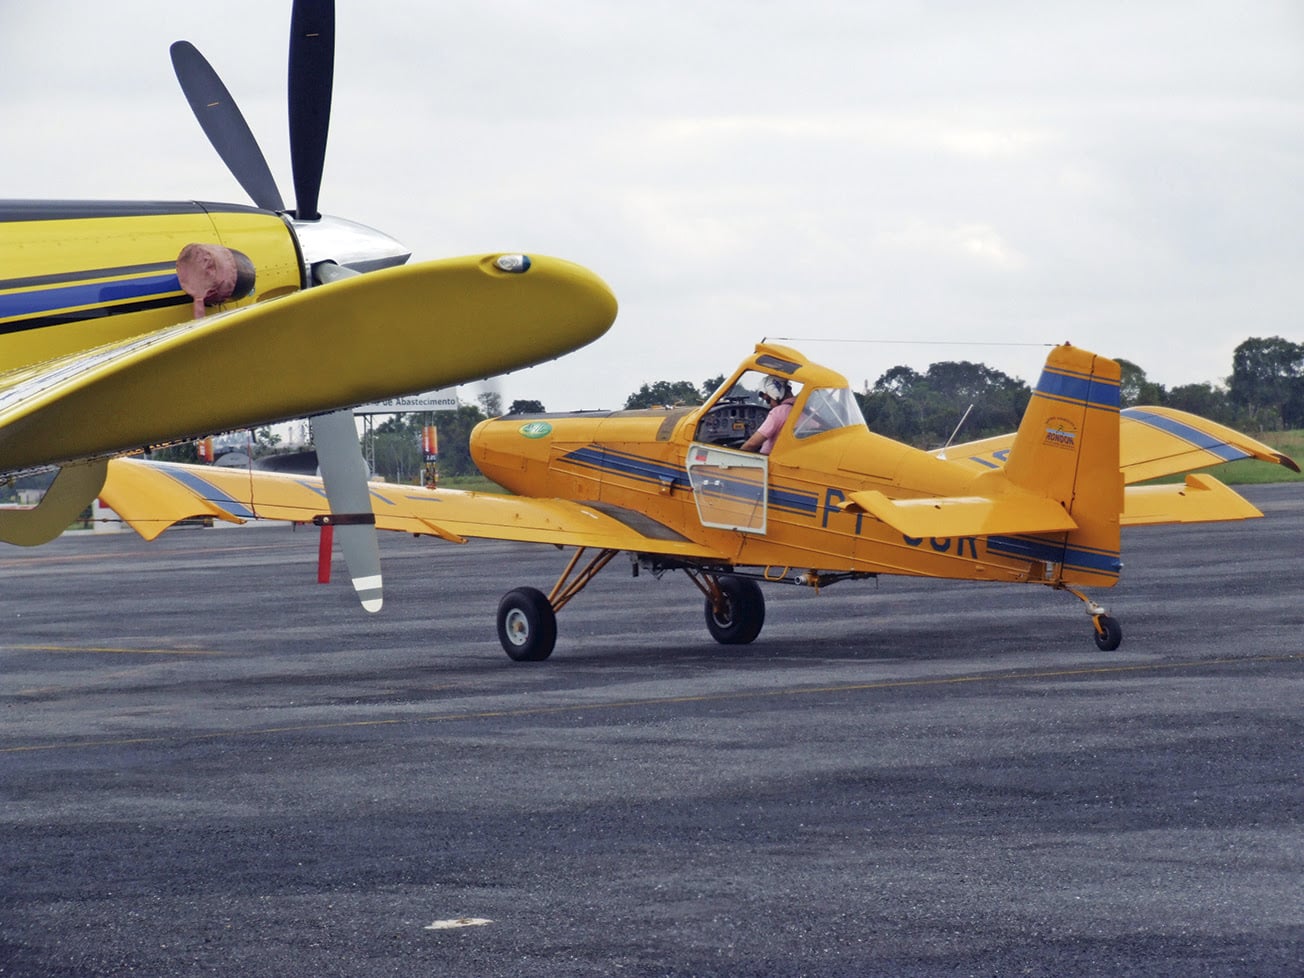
[1119,406,1300,483]
[841,489,1077,539]
[1122,473,1263,526]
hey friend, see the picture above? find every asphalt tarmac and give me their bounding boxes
[3,484,1301,977]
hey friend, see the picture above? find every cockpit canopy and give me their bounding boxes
[696,365,868,451]
[791,385,867,439]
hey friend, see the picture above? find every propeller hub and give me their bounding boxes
[290,214,411,277]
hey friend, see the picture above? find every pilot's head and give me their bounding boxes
[760,376,791,405]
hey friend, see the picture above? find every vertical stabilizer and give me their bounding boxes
[996,344,1123,587]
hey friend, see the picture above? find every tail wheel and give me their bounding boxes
[704,575,766,645]
[1092,615,1122,651]
[497,587,557,661]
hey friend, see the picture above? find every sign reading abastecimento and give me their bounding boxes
[353,388,460,414]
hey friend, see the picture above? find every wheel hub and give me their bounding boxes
[504,609,530,646]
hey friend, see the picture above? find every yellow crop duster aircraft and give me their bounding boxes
[0,0,618,613]
[101,341,1298,659]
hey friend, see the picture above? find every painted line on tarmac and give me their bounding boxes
[6,645,226,656]
[3,653,1300,756]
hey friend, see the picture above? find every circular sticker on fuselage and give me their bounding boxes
[519,421,552,439]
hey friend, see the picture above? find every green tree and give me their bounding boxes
[624,380,707,409]
[858,366,925,444]
[921,361,1030,442]
[1165,382,1234,424]
[369,411,491,482]
[701,375,727,399]
[1230,336,1304,429]
[508,399,546,414]
[432,405,491,477]
[859,362,1029,447]
[1115,359,1166,407]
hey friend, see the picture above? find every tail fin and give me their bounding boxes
[999,344,1123,587]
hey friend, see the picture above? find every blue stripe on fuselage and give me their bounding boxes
[0,272,183,320]
[562,446,685,487]
[561,446,819,515]
[987,534,1121,576]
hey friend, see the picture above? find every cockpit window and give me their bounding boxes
[792,387,867,439]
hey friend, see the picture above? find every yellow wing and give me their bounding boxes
[0,254,616,474]
[100,458,727,560]
[943,406,1299,484]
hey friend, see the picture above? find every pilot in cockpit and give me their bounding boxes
[740,377,796,455]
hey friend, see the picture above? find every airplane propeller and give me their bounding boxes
[170,0,390,612]
[286,0,334,222]
[169,41,286,213]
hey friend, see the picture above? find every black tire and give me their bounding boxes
[1092,615,1122,652]
[497,587,557,661]
[704,575,766,645]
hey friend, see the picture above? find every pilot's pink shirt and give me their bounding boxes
[756,397,795,454]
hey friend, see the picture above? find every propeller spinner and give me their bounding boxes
[171,0,391,612]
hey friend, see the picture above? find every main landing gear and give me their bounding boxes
[495,548,619,661]
[1059,584,1123,651]
[493,548,779,661]
[695,573,765,645]
[497,587,557,662]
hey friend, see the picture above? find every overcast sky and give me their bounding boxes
[4,1,1302,412]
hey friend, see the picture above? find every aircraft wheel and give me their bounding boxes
[1092,615,1122,652]
[704,575,766,645]
[497,587,557,661]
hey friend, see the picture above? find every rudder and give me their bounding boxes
[999,344,1123,587]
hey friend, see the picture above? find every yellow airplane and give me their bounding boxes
[100,341,1298,659]
[0,0,618,613]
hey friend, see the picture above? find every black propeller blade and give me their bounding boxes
[287,0,336,221]
[169,40,286,213]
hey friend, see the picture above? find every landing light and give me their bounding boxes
[494,254,532,273]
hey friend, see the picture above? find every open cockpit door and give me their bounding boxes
[686,442,768,534]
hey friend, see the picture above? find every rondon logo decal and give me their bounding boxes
[1044,416,1077,449]
[518,421,553,439]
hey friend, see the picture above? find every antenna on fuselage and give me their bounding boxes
[936,403,974,460]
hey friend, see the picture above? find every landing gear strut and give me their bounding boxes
[494,548,778,660]
[1059,584,1123,651]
